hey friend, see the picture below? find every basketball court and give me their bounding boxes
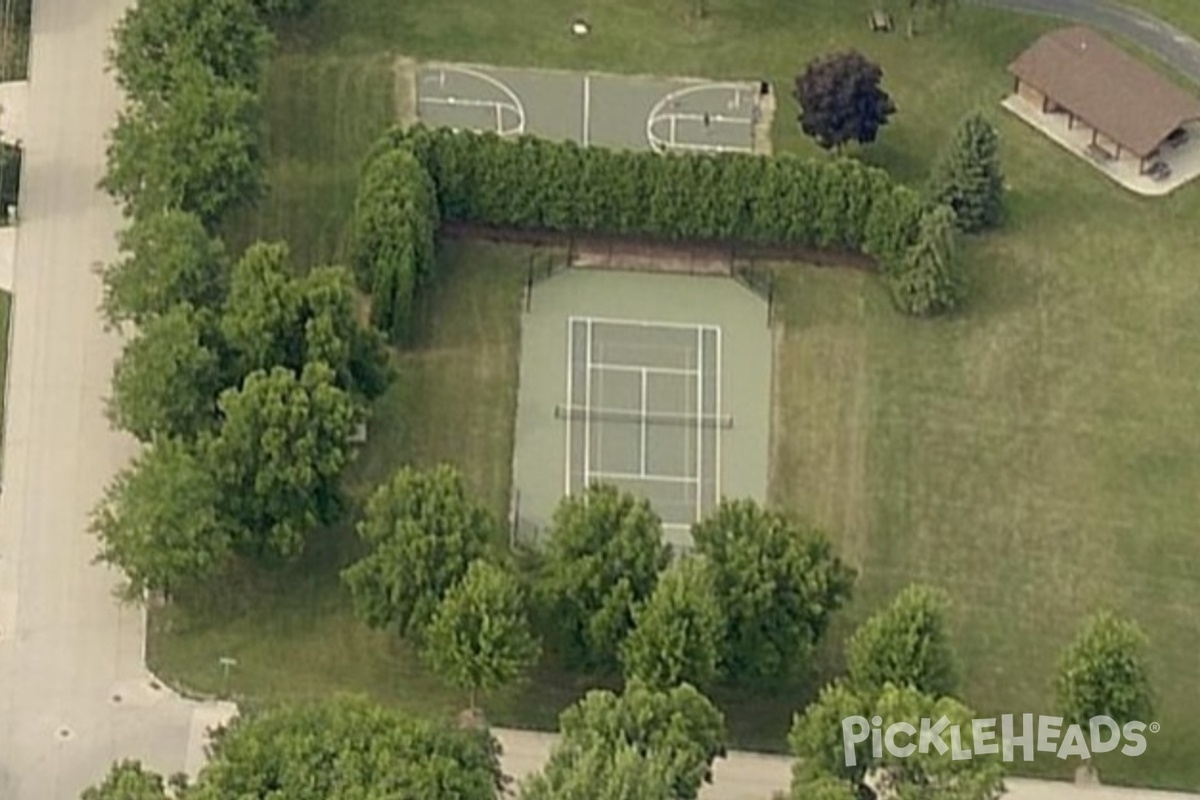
[417,62,771,154]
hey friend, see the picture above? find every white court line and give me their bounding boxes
[639,368,648,477]
[591,470,697,485]
[695,325,704,522]
[582,75,591,147]
[714,325,723,506]
[419,96,515,110]
[583,315,707,330]
[669,115,677,146]
[564,318,576,496]
[662,112,753,126]
[655,140,753,154]
[590,362,699,377]
[420,64,528,135]
[584,319,594,488]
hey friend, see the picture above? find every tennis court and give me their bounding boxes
[512,269,771,551]
[564,317,723,537]
[417,62,773,154]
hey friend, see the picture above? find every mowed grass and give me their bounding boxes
[150,0,1200,788]
[774,121,1200,786]
[149,240,590,729]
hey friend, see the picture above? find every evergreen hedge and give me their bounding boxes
[357,125,961,316]
[350,148,439,342]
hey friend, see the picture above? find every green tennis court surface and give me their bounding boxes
[565,317,722,538]
[417,62,767,153]
[513,269,771,551]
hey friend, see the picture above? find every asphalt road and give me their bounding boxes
[970,0,1200,84]
[0,1,233,798]
[0,0,1196,799]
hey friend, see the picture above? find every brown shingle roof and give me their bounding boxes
[1008,26,1200,158]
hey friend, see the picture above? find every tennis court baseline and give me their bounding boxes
[563,316,722,537]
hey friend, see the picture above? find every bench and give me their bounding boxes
[1086,143,1114,163]
[868,10,894,32]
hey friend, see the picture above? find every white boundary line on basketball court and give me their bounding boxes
[582,75,592,147]
[419,64,529,135]
[591,470,697,485]
[645,82,757,155]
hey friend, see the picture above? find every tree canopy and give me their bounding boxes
[220,241,390,398]
[205,362,357,559]
[81,761,173,800]
[530,681,726,800]
[691,499,855,683]
[793,51,896,150]
[350,147,439,342]
[101,209,229,326]
[1056,611,1153,727]
[84,698,504,800]
[536,483,671,671]
[846,583,957,698]
[108,304,222,442]
[521,738,678,800]
[102,62,263,225]
[790,682,1005,800]
[342,464,492,638]
[620,554,725,690]
[110,0,271,101]
[887,203,962,317]
[90,437,232,598]
[423,558,540,710]
[928,111,1004,233]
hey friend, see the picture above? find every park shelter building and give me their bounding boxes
[1007,26,1200,173]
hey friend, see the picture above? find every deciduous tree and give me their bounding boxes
[1056,611,1153,727]
[423,559,540,711]
[521,738,677,800]
[102,62,262,225]
[188,697,502,800]
[90,437,232,599]
[928,112,1004,233]
[342,465,492,638]
[790,682,1005,800]
[537,483,670,671]
[206,362,357,559]
[220,241,390,398]
[793,51,896,150]
[531,681,726,800]
[108,304,222,442]
[846,583,957,697]
[691,499,855,684]
[110,0,272,101]
[620,555,725,690]
[101,209,229,327]
[81,761,173,800]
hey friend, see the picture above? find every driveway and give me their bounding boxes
[0,1,233,798]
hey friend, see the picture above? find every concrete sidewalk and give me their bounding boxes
[0,1,236,798]
[493,728,1199,799]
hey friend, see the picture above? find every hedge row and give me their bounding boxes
[350,149,439,341]
[382,125,926,265]
[356,125,961,316]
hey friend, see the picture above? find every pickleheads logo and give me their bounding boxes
[841,714,1157,767]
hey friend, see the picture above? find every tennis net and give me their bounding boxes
[554,404,733,429]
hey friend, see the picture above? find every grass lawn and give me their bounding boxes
[151,0,1200,789]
